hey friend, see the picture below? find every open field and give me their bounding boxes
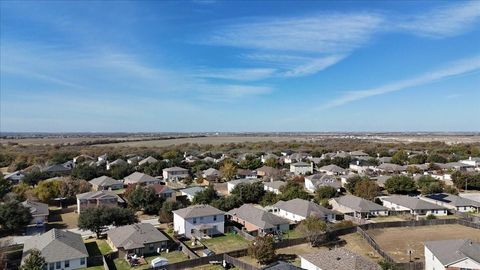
[368,224,480,263]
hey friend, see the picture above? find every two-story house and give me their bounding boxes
[163,167,189,181]
[76,190,124,214]
[173,205,224,239]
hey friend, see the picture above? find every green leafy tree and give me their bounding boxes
[444,185,459,195]
[125,186,162,214]
[384,176,417,194]
[344,176,369,194]
[0,174,12,201]
[354,180,380,201]
[192,186,219,205]
[408,154,427,165]
[0,201,32,232]
[58,179,91,199]
[220,160,237,181]
[260,191,279,206]
[34,180,60,202]
[239,156,262,170]
[78,206,137,238]
[20,249,46,270]
[417,175,443,195]
[71,164,104,180]
[159,201,182,223]
[248,236,276,265]
[211,195,243,211]
[264,158,279,168]
[231,182,265,204]
[22,171,51,186]
[315,186,337,202]
[296,216,327,246]
[279,181,310,201]
[391,150,408,165]
[108,164,135,180]
[427,154,447,163]
[452,172,480,190]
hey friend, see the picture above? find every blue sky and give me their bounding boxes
[1,1,479,132]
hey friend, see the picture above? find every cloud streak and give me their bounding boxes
[320,56,480,109]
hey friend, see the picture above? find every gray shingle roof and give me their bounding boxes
[423,193,480,207]
[22,229,88,263]
[76,190,124,203]
[301,248,380,270]
[228,178,259,186]
[306,174,342,189]
[377,163,406,172]
[138,156,158,166]
[180,186,205,196]
[318,164,346,173]
[22,200,49,217]
[107,223,168,250]
[273,198,333,218]
[264,181,286,190]
[425,239,480,266]
[228,204,290,230]
[89,176,123,187]
[163,167,188,172]
[173,204,224,219]
[332,195,388,212]
[381,195,447,210]
[124,172,158,183]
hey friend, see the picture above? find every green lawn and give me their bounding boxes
[80,266,105,270]
[282,229,303,239]
[113,251,188,270]
[200,233,250,253]
[85,240,113,256]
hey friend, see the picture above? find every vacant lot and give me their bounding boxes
[368,224,480,262]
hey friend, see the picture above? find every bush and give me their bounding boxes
[426,214,436,220]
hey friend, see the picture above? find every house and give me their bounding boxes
[349,160,375,174]
[227,178,259,194]
[300,248,380,270]
[261,153,279,163]
[138,156,158,166]
[290,162,313,175]
[329,195,389,219]
[76,190,124,214]
[4,171,25,184]
[460,156,480,168]
[419,193,480,213]
[73,154,94,164]
[127,156,142,165]
[202,168,222,180]
[180,186,205,201]
[151,184,176,201]
[264,181,286,194]
[107,223,170,257]
[22,229,88,270]
[237,169,258,179]
[375,163,406,173]
[163,167,189,181]
[124,172,161,185]
[380,195,448,217]
[377,156,392,164]
[184,155,199,163]
[256,166,281,179]
[98,154,108,162]
[228,204,290,236]
[22,200,49,226]
[41,163,72,174]
[317,164,346,175]
[173,205,225,239]
[262,261,302,270]
[106,159,127,170]
[424,239,480,270]
[305,174,341,193]
[349,151,370,158]
[89,176,123,191]
[284,153,307,164]
[272,199,335,223]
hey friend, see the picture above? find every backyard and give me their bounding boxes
[113,251,188,270]
[200,233,250,253]
[85,239,113,256]
[47,205,78,229]
[368,224,480,262]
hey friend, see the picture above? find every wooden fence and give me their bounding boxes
[229,226,256,241]
[224,254,260,270]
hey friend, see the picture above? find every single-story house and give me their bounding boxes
[304,174,341,193]
[138,156,158,166]
[263,181,287,194]
[76,190,124,214]
[375,163,406,173]
[173,205,225,239]
[107,223,170,257]
[459,156,480,167]
[300,248,380,270]
[424,239,480,270]
[106,159,127,170]
[236,169,258,179]
[124,172,161,185]
[379,195,448,217]
[41,163,72,174]
[127,156,142,165]
[228,204,290,236]
[22,229,88,270]
[22,200,49,226]
[89,175,123,191]
[151,184,176,201]
[4,171,25,184]
[420,193,480,213]
[329,195,389,219]
[180,186,205,201]
[256,166,281,178]
[202,168,222,180]
[162,167,189,181]
[227,178,259,194]
[272,198,336,223]
[317,164,346,175]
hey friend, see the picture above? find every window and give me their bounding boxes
[56,262,61,269]
[80,258,85,265]
[193,218,197,224]
[213,215,217,221]
[149,244,154,250]
[64,260,69,268]
[49,263,54,270]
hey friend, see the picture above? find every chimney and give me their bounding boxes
[469,156,472,161]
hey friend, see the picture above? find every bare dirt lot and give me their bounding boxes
[368,224,480,263]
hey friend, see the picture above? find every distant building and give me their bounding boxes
[263,181,286,194]
[151,184,176,201]
[420,193,480,213]
[290,162,313,175]
[424,239,480,270]
[179,186,205,201]
[138,156,158,166]
[304,174,341,193]
[272,198,335,223]
[380,195,448,217]
[89,176,123,191]
[4,171,25,184]
[329,195,389,219]
[124,172,160,185]
[227,178,259,194]
[106,159,127,170]
[162,167,189,181]
[318,164,347,175]
[76,190,124,214]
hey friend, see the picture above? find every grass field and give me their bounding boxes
[368,224,480,263]
[85,240,113,256]
[200,233,250,253]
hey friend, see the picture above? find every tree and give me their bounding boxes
[0,201,32,232]
[264,158,279,168]
[192,186,219,204]
[315,186,337,202]
[384,176,417,194]
[58,179,91,199]
[452,172,480,190]
[231,182,265,204]
[34,180,60,202]
[344,176,369,194]
[22,171,51,186]
[417,175,443,195]
[391,150,408,165]
[260,191,279,206]
[78,206,137,238]
[279,181,310,201]
[125,186,162,214]
[354,180,380,201]
[408,154,427,165]
[12,182,34,201]
[20,249,46,270]
[71,164,104,180]
[159,201,182,223]
[239,156,262,170]
[108,164,135,180]
[427,154,447,163]
[248,236,276,265]
[379,259,398,270]
[0,174,12,201]
[296,216,327,246]
[444,185,459,195]
[220,160,237,180]
[211,195,242,211]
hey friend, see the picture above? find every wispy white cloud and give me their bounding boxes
[397,1,480,38]
[282,55,346,77]
[195,68,276,81]
[320,56,480,109]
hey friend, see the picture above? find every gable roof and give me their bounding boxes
[151,184,174,194]
[305,174,341,189]
[107,223,168,250]
[228,204,290,229]
[318,164,346,173]
[425,239,480,266]
[264,181,287,190]
[139,156,158,166]
[76,190,124,203]
[203,168,221,176]
[89,175,123,187]
[377,163,406,172]
[173,204,224,219]
[22,200,49,217]
[423,193,480,207]
[41,164,71,173]
[332,195,388,212]
[124,172,158,183]
[228,178,259,186]
[163,166,188,172]
[301,248,380,270]
[180,186,205,196]
[381,195,447,210]
[273,198,333,218]
[23,229,88,262]
[261,261,302,270]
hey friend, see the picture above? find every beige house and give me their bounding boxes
[76,190,124,214]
